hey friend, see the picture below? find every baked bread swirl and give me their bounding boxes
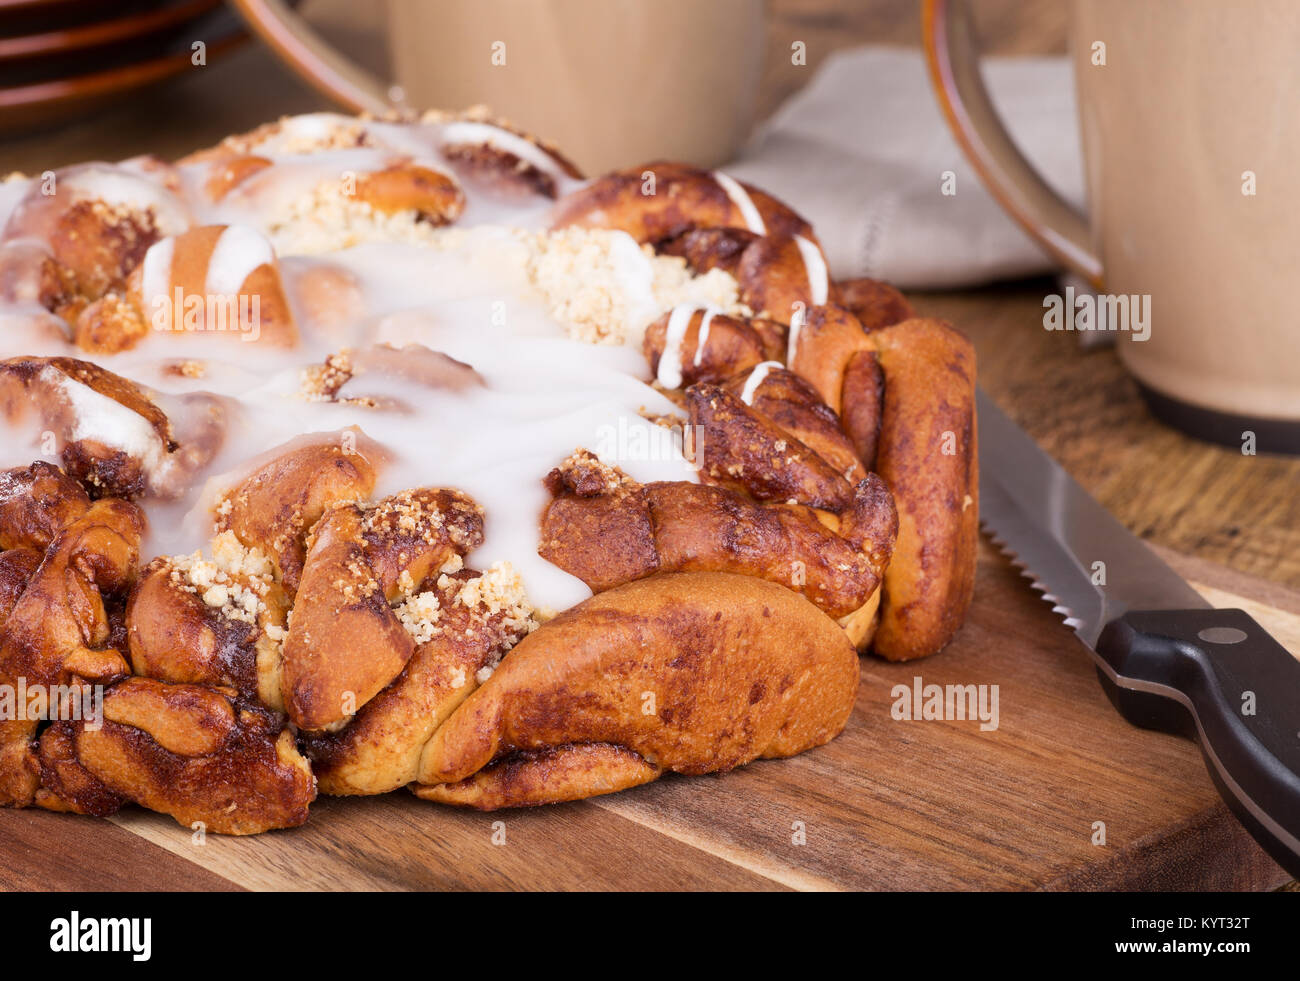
[0,356,227,498]
[0,110,976,832]
[413,571,859,807]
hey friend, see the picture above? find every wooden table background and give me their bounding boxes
[1,0,1296,890]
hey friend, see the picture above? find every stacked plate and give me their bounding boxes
[0,0,251,135]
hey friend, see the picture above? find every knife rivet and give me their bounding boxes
[1198,626,1248,645]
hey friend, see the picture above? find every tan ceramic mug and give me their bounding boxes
[231,0,767,175]
[923,0,1300,452]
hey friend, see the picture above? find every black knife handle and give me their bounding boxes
[1095,608,1300,877]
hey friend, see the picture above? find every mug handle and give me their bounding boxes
[230,0,400,117]
[921,0,1103,287]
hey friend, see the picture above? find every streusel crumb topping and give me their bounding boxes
[166,531,277,626]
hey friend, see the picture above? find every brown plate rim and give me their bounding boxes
[0,17,245,109]
[0,0,121,12]
[0,0,220,60]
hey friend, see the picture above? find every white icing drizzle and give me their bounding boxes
[794,234,829,306]
[693,308,720,368]
[605,230,662,338]
[656,303,698,389]
[268,112,340,146]
[45,366,168,473]
[712,170,767,236]
[740,360,782,405]
[138,236,175,321]
[787,309,805,366]
[657,303,725,387]
[435,120,568,186]
[205,225,276,296]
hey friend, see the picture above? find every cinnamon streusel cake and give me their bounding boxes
[0,109,976,832]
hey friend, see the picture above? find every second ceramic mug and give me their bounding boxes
[924,0,1300,452]
[231,0,766,176]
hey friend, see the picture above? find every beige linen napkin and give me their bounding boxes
[725,46,1085,290]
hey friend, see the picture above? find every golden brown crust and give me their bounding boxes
[787,304,872,415]
[418,572,859,792]
[72,292,149,354]
[539,452,893,619]
[280,504,414,733]
[838,470,901,575]
[865,318,979,661]
[551,161,814,243]
[0,496,142,806]
[72,678,314,834]
[646,481,888,618]
[721,365,867,484]
[735,233,835,323]
[0,465,310,831]
[354,163,466,224]
[280,488,484,732]
[841,350,886,469]
[657,227,758,276]
[540,460,659,589]
[32,722,128,817]
[835,277,914,331]
[302,573,528,796]
[0,548,42,628]
[127,560,252,689]
[413,742,661,810]
[642,308,783,387]
[353,488,485,600]
[125,554,290,704]
[552,164,834,324]
[1,355,171,439]
[215,436,380,592]
[0,461,91,550]
[637,293,975,663]
[686,383,854,510]
[99,675,237,756]
[45,199,159,303]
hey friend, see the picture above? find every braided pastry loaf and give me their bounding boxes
[0,111,975,832]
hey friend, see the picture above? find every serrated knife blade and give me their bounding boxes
[976,388,1300,878]
[977,389,1208,648]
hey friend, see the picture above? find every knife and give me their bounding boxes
[977,388,1300,879]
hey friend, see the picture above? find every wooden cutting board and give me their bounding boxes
[1,540,1294,892]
